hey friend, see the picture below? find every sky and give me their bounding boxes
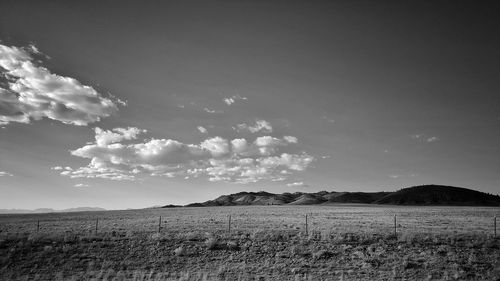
[0,0,499,210]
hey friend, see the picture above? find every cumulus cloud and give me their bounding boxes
[236,119,272,133]
[60,128,314,183]
[95,127,146,146]
[286,182,308,187]
[0,171,13,177]
[197,126,208,134]
[223,94,247,105]
[74,183,90,187]
[411,134,439,143]
[203,107,223,114]
[322,116,335,123]
[0,44,122,126]
[200,136,230,157]
[426,136,439,143]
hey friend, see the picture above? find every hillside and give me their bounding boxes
[180,185,500,207]
[374,185,500,206]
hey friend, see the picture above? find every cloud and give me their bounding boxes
[0,44,122,126]
[322,116,335,123]
[61,128,314,183]
[223,94,247,105]
[283,136,298,143]
[197,126,208,134]
[0,171,13,177]
[74,183,90,187]
[236,119,273,133]
[389,173,416,179]
[200,136,230,157]
[286,182,308,187]
[411,134,439,143]
[95,127,146,146]
[426,136,439,143]
[203,107,223,114]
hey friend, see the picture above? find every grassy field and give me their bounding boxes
[1,205,499,280]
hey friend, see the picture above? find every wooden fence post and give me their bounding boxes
[305,214,308,237]
[495,216,497,238]
[158,216,162,233]
[37,220,40,233]
[95,218,98,235]
[393,215,397,237]
[228,215,231,235]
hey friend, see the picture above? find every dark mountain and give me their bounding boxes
[184,185,500,207]
[374,185,500,206]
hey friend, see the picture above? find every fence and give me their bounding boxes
[13,211,498,239]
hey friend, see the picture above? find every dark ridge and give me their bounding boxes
[374,185,500,206]
[326,192,392,204]
[161,204,182,208]
[181,185,500,207]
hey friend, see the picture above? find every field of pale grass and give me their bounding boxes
[1,205,499,280]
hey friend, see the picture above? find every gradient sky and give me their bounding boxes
[0,0,499,210]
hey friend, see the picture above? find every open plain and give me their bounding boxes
[1,205,500,280]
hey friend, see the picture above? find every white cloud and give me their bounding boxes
[322,116,335,123]
[197,126,208,133]
[389,173,416,179]
[426,136,439,143]
[74,183,90,187]
[223,98,234,105]
[0,44,122,126]
[236,119,273,133]
[51,166,63,170]
[0,171,13,177]
[286,182,308,187]
[223,94,247,105]
[95,127,146,146]
[200,136,230,157]
[411,134,439,143]
[61,128,313,183]
[203,108,223,114]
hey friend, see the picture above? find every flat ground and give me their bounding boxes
[1,205,499,280]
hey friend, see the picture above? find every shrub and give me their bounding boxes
[174,246,186,256]
[205,237,219,250]
[184,231,201,241]
[226,241,240,251]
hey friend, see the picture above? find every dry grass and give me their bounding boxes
[1,205,499,280]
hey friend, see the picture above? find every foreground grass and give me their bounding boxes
[1,229,499,280]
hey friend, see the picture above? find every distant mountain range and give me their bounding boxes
[0,207,106,214]
[175,185,500,207]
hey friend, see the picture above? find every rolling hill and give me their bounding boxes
[374,185,500,206]
[179,185,500,207]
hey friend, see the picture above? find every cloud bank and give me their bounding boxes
[60,127,314,183]
[0,44,122,126]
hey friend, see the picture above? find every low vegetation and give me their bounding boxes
[1,205,499,280]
